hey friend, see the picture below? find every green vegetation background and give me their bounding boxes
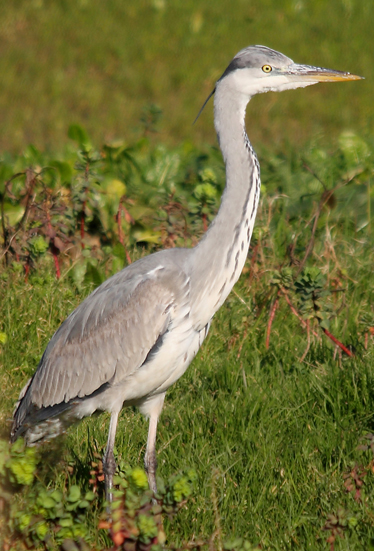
[1,0,372,153]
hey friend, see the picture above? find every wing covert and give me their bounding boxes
[27,265,188,408]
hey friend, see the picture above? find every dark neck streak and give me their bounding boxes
[224,128,260,271]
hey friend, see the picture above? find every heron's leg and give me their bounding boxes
[140,393,165,494]
[145,413,159,493]
[103,410,119,503]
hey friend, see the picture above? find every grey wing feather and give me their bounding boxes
[21,262,187,411]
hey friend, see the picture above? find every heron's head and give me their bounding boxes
[219,45,362,97]
[195,45,362,122]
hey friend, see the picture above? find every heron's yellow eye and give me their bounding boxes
[262,65,272,73]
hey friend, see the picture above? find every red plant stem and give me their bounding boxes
[125,250,132,265]
[266,293,279,349]
[46,207,61,279]
[80,201,86,248]
[323,328,354,357]
[117,205,124,246]
[281,288,320,339]
[81,163,89,248]
[24,258,30,283]
[202,213,208,232]
[281,288,352,357]
[116,204,132,264]
[51,244,61,279]
[248,243,259,286]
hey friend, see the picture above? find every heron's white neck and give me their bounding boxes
[189,79,260,327]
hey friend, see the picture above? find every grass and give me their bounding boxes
[1,126,374,548]
[0,0,372,153]
[2,261,374,548]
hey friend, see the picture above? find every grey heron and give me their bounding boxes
[11,45,361,499]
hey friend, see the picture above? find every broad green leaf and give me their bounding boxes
[50,160,74,184]
[67,485,81,502]
[133,228,161,244]
[68,124,92,150]
[84,262,105,288]
[2,202,24,226]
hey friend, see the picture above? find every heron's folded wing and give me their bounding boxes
[26,265,189,408]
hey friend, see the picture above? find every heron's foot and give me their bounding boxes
[103,449,117,504]
[144,450,158,494]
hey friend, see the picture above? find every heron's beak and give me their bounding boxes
[286,63,364,83]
